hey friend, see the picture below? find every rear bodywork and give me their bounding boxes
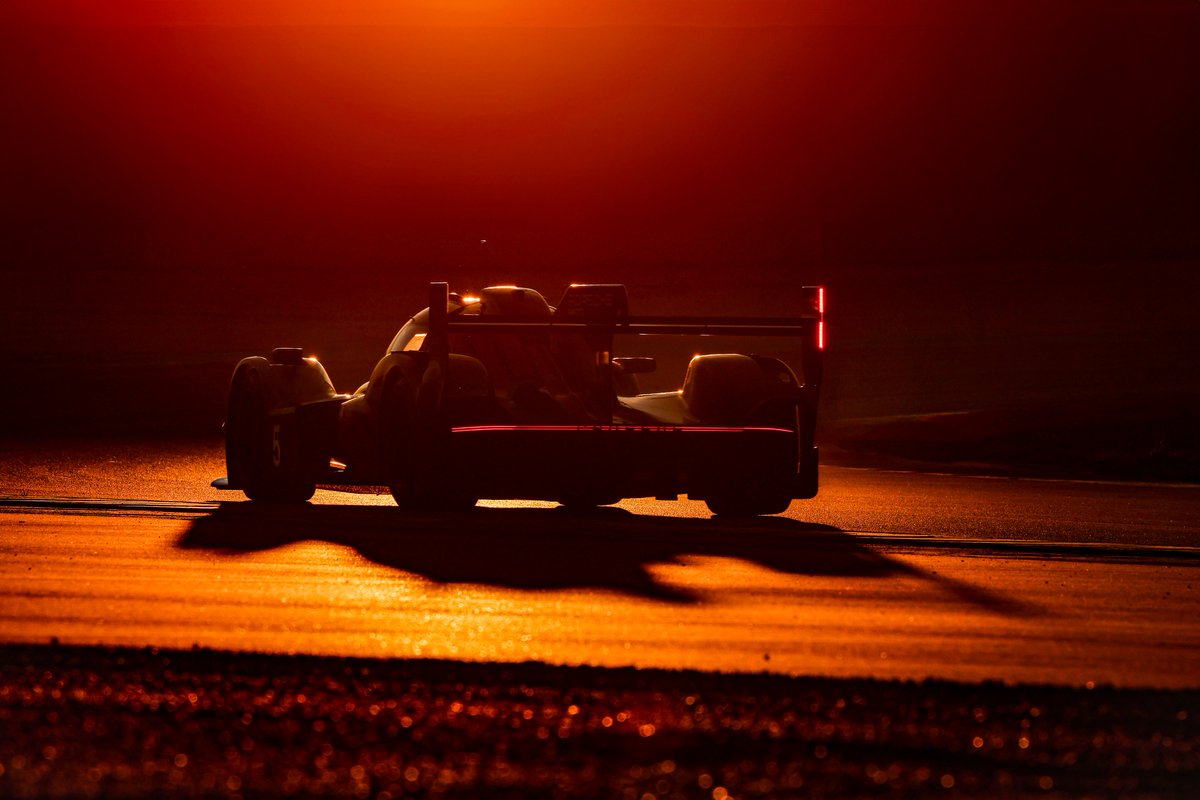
[217,281,825,513]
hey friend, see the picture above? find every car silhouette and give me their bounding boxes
[214,282,824,515]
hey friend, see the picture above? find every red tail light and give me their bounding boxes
[819,286,825,349]
[820,286,825,349]
[802,285,825,350]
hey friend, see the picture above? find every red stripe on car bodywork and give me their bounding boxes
[450,425,793,434]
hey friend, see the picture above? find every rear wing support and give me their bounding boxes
[799,285,825,392]
[427,281,451,376]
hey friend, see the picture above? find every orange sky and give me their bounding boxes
[3,1,1197,276]
[1,0,1197,440]
[2,1,1025,28]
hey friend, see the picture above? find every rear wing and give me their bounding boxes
[426,281,825,388]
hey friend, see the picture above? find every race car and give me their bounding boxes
[213,282,825,515]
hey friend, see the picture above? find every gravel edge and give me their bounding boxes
[1,643,1197,798]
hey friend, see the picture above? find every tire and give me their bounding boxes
[557,494,621,511]
[391,490,478,512]
[704,489,793,517]
[382,374,476,512]
[704,472,793,516]
[683,355,800,516]
[226,370,315,503]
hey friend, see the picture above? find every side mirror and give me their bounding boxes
[612,357,655,397]
[612,356,656,375]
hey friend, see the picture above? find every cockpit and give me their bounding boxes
[387,285,623,424]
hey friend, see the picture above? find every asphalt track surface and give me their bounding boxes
[1,438,1198,689]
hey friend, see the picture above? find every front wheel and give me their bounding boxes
[226,370,315,503]
[381,373,476,512]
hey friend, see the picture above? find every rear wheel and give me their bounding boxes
[391,488,478,512]
[557,494,622,511]
[226,371,315,503]
[704,469,793,516]
[704,488,792,517]
[683,356,801,517]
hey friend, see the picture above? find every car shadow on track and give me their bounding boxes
[178,502,1039,614]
